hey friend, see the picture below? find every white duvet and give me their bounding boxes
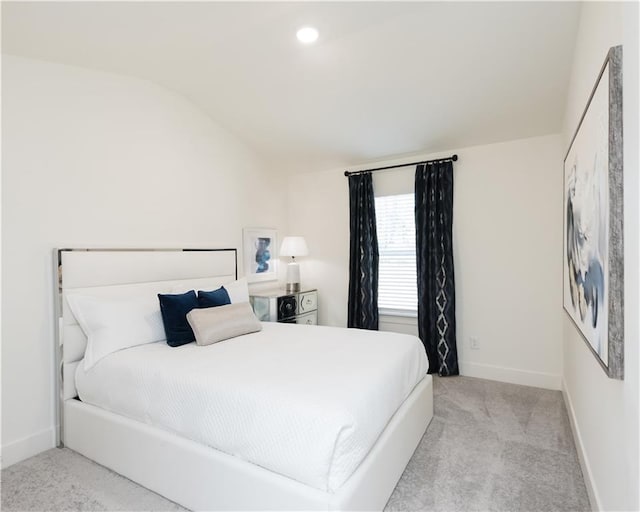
[75,322,428,492]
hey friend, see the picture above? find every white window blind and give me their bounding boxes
[375,193,417,316]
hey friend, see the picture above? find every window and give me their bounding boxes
[375,193,417,316]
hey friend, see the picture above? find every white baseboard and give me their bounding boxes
[562,380,601,511]
[459,361,561,390]
[1,427,55,469]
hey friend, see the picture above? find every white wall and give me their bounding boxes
[561,3,639,511]
[287,134,564,390]
[1,56,288,467]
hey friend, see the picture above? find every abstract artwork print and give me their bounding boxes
[563,45,623,379]
[564,67,609,365]
[243,228,278,283]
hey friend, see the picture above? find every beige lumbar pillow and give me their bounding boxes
[186,302,262,346]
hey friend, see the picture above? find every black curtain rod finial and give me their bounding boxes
[344,154,458,177]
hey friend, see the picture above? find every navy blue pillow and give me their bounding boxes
[198,287,231,308]
[158,290,200,347]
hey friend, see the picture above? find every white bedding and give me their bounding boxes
[75,322,428,492]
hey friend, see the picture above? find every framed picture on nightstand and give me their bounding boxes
[243,228,278,283]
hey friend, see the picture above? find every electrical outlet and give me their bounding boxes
[469,336,480,350]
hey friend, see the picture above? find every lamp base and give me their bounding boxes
[285,262,301,294]
[285,282,301,293]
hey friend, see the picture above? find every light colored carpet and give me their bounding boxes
[385,377,589,511]
[1,376,589,511]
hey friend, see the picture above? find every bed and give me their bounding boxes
[55,248,433,511]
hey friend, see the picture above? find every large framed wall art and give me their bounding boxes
[563,45,624,379]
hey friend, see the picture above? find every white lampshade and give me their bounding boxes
[280,236,309,258]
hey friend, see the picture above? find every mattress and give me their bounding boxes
[75,322,428,492]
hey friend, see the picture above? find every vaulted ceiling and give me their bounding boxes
[2,2,581,172]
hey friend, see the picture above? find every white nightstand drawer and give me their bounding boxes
[296,311,317,325]
[298,291,317,313]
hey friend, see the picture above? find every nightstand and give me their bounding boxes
[250,289,318,325]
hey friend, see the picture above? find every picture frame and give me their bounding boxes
[243,228,278,283]
[563,45,624,379]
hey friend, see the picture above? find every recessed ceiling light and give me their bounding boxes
[296,27,319,44]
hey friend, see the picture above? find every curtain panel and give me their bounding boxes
[347,173,379,330]
[415,161,459,375]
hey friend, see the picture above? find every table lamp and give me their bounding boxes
[280,236,309,293]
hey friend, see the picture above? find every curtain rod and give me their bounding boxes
[344,154,458,177]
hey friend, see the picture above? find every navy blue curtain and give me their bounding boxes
[415,161,458,376]
[348,173,379,330]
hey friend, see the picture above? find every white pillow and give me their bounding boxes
[187,302,262,346]
[224,277,250,303]
[66,293,166,371]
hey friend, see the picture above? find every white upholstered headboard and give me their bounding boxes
[55,248,238,447]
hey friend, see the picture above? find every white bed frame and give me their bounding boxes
[55,248,433,511]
